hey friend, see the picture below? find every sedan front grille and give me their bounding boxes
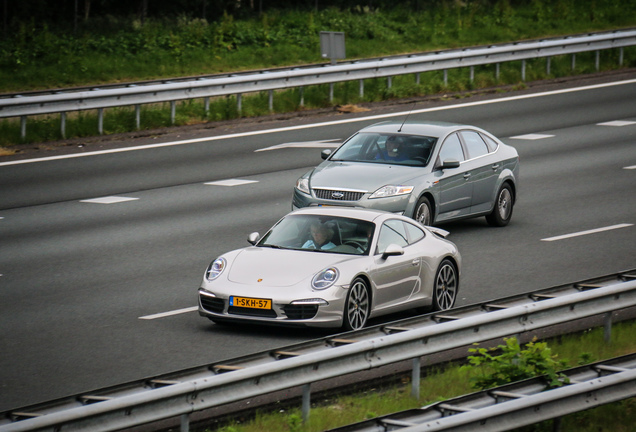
[200,296,225,314]
[313,189,365,201]
[283,304,319,320]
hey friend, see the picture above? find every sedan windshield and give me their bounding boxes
[330,132,438,167]
[258,214,375,255]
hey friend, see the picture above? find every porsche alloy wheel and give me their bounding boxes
[433,260,458,311]
[343,278,370,331]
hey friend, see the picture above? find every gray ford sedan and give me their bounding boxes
[292,121,519,227]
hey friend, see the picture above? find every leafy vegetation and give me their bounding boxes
[1,0,635,147]
[204,320,636,432]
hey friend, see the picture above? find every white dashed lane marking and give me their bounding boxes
[541,224,633,242]
[80,196,139,204]
[204,179,259,186]
[597,120,636,127]
[139,306,198,320]
[255,139,342,152]
[510,134,555,140]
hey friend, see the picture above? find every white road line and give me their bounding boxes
[204,179,259,186]
[139,306,198,320]
[510,133,555,140]
[79,196,139,204]
[1,78,635,167]
[541,223,633,242]
[597,120,636,127]
[256,139,342,152]
[624,165,636,170]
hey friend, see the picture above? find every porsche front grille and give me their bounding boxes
[313,189,365,201]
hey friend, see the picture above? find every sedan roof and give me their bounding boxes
[359,120,472,137]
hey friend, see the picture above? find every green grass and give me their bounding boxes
[203,320,636,432]
[1,1,635,147]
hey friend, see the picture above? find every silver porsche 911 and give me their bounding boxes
[292,121,519,227]
[198,207,460,330]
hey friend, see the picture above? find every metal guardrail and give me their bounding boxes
[328,353,636,432]
[1,29,635,138]
[1,269,635,432]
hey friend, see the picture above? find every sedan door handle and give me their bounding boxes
[491,163,500,170]
[463,173,471,180]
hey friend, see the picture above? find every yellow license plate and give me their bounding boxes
[231,296,272,309]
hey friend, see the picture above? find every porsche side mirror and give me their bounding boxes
[247,232,260,245]
[382,244,404,260]
[321,149,332,160]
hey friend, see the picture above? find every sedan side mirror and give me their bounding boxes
[321,149,332,160]
[381,244,404,260]
[247,232,260,245]
[439,159,460,169]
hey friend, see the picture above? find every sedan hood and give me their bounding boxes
[310,161,423,191]
[227,247,352,287]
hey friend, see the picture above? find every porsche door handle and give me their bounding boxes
[412,259,420,266]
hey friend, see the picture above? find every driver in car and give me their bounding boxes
[303,223,336,250]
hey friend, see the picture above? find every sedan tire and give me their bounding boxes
[343,278,370,331]
[432,259,458,311]
[486,183,514,227]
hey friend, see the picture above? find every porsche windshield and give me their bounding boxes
[330,132,438,167]
[258,214,375,255]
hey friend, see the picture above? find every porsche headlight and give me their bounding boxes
[312,267,339,290]
[205,257,226,281]
[295,177,310,195]
[369,185,414,199]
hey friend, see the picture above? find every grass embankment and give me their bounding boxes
[1,1,636,147]
[205,320,636,432]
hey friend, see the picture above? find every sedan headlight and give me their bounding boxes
[369,185,414,199]
[295,177,310,195]
[205,257,226,281]
[312,267,339,290]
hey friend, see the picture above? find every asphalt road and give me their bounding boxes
[0,75,635,412]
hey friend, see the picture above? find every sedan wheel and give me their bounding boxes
[433,260,458,311]
[413,196,432,226]
[486,184,513,227]
[343,278,370,331]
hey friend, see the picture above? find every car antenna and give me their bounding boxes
[397,103,416,133]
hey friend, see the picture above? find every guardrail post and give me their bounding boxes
[604,312,612,343]
[98,108,104,135]
[619,47,624,66]
[595,50,600,71]
[329,83,334,102]
[299,87,304,107]
[443,69,448,86]
[387,76,392,89]
[521,60,526,81]
[358,80,364,98]
[302,383,311,423]
[546,57,551,75]
[571,53,576,70]
[411,357,421,399]
[60,112,66,138]
[180,413,190,432]
[269,90,274,111]
[470,66,474,82]
[237,94,242,115]
[416,73,421,85]
[170,101,176,124]
[496,63,500,81]
[135,105,141,130]
[20,116,26,140]
[204,97,210,117]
